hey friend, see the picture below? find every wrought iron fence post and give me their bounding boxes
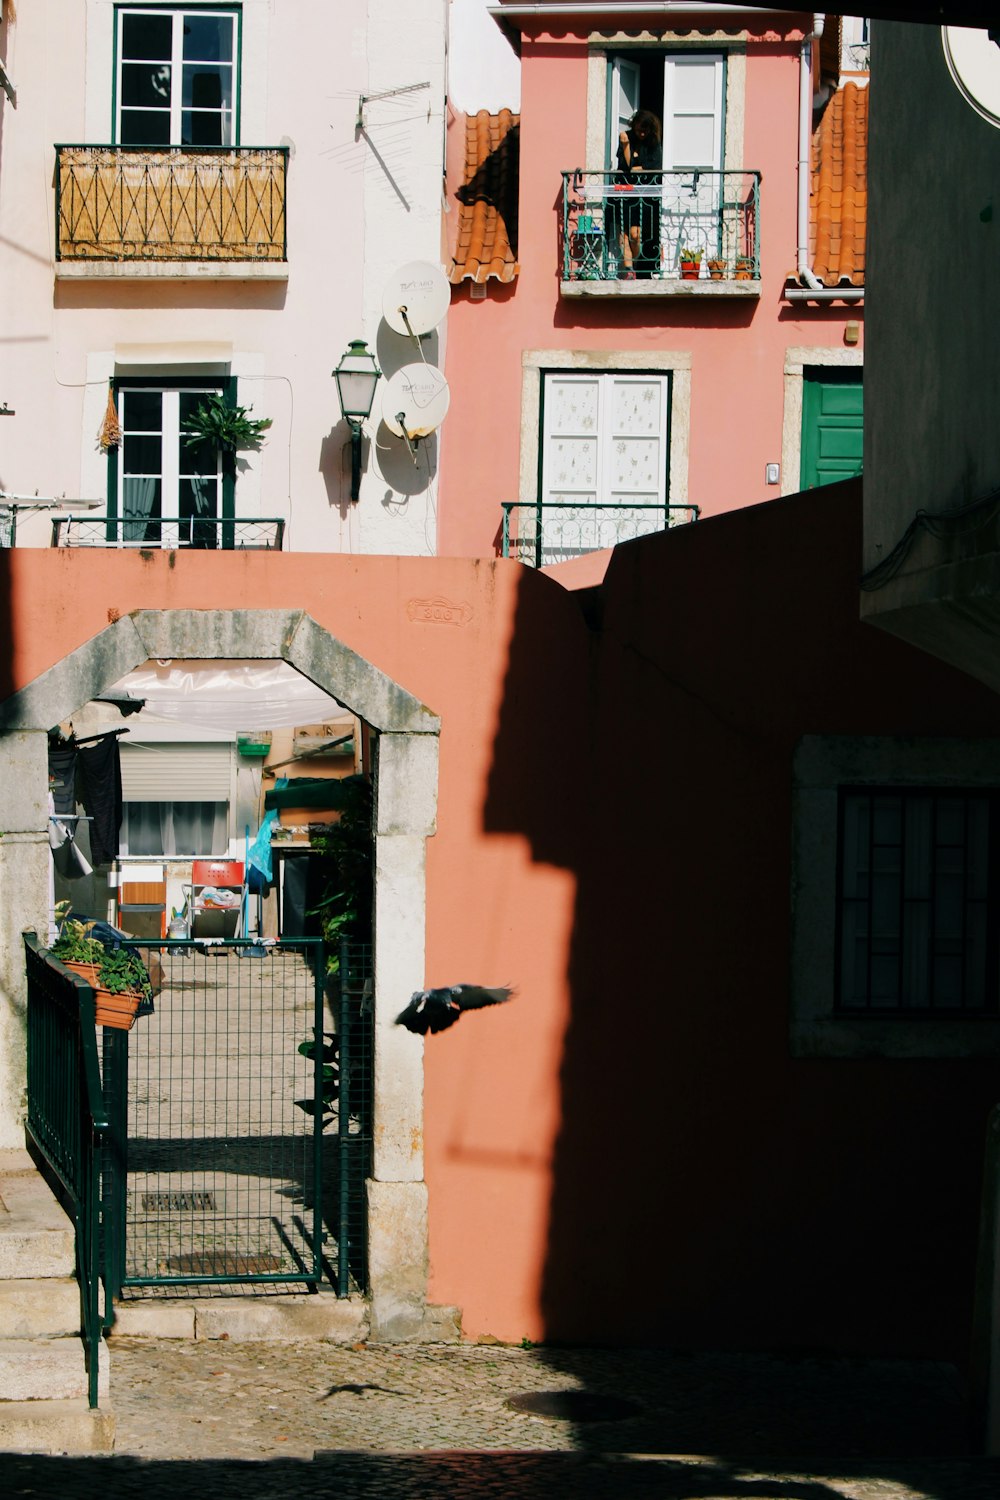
[101,1027,129,1304]
[311,941,325,1287]
[337,938,352,1298]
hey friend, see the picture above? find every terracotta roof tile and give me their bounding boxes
[448,109,520,285]
[807,81,868,288]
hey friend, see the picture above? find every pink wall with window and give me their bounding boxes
[440,16,864,561]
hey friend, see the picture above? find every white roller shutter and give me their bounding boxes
[121,742,234,803]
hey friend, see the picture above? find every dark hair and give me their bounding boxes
[629,109,662,144]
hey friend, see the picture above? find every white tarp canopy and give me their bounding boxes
[111,660,352,733]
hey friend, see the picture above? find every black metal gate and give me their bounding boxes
[101,937,372,1299]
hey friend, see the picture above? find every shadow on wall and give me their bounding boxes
[482,479,1000,1372]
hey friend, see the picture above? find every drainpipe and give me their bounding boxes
[797,14,825,292]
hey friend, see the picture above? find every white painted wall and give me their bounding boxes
[0,0,448,555]
[448,0,520,113]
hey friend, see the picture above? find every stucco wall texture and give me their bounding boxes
[5,483,1000,1359]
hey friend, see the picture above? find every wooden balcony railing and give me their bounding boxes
[55,145,288,263]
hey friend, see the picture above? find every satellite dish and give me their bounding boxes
[382,261,451,338]
[943,28,1000,128]
[382,363,450,440]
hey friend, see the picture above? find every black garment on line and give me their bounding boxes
[48,747,78,815]
[76,735,123,866]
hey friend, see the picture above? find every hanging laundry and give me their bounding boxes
[47,790,93,880]
[48,746,78,815]
[76,734,123,866]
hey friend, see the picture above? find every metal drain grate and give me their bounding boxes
[141,1191,218,1212]
[165,1251,282,1275]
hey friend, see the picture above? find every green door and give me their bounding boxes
[800,368,863,488]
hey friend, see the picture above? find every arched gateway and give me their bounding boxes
[0,609,440,1338]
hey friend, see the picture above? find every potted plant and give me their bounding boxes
[49,904,153,1029]
[181,394,271,481]
[735,255,754,280]
[50,912,105,982]
[708,257,727,280]
[93,945,154,1030]
[181,393,271,453]
[679,246,703,280]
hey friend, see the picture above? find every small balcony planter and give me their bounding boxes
[49,910,153,1029]
[679,247,703,281]
[708,258,727,280]
[735,256,754,280]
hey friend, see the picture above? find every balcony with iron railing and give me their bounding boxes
[501,500,699,568]
[51,515,285,550]
[55,145,288,276]
[560,169,760,297]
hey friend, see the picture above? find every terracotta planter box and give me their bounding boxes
[63,960,100,984]
[93,988,142,1031]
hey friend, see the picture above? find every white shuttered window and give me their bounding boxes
[539,371,670,564]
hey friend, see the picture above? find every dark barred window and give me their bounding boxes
[837,789,998,1013]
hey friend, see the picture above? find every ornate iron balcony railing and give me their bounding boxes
[561,169,760,285]
[501,500,699,568]
[52,515,286,550]
[55,145,288,262]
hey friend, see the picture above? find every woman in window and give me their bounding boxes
[612,110,663,279]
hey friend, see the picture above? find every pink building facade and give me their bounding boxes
[442,6,865,568]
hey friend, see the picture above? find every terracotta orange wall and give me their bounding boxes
[6,482,1000,1362]
[1,547,588,1341]
[440,22,864,557]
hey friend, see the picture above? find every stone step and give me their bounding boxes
[0,1336,109,1402]
[0,1152,76,1280]
[0,1397,114,1455]
[0,1277,81,1338]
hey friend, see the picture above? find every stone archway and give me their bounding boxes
[0,608,440,1338]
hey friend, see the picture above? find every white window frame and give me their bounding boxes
[791,735,1000,1058]
[587,36,746,174]
[115,382,225,548]
[541,371,671,508]
[115,5,240,147]
[520,349,692,521]
[85,2,268,146]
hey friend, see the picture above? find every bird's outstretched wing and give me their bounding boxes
[395,984,514,1034]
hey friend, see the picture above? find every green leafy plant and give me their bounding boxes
[96,945,153,1001]
[51,916,105,968]
[181,393,271,453]
[294,1031,340,1125]
[50,904,152,1000]
[308,775,373,979]
[679,246,703,263]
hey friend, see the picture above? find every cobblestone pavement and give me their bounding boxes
[7,1339,1000,1498]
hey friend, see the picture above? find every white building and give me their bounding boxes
[0,1,448,554]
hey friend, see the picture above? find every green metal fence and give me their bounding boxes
[23,934,110,1409]
[336,939,374,1296]
[99,937,372,1297]
[24,931,373,1336]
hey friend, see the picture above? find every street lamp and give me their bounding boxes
[333,340,381,501]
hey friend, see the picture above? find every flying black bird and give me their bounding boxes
[395,984,514,1035]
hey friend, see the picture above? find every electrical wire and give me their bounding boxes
[860,484,1000,592]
